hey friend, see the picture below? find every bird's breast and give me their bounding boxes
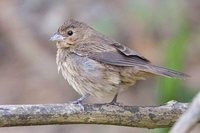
[56,49,122,97]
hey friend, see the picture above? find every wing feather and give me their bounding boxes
[70,41,150,67]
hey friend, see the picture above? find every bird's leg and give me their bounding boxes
[71,93,90,105]
[109,94,118,104]
[109,94,123,106]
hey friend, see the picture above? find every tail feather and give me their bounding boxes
[140,65,189,79]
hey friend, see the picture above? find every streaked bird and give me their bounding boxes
[50,19,189,105]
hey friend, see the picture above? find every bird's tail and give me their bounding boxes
[140,65,189,79]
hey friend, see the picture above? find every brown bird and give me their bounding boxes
[50,19,188,105]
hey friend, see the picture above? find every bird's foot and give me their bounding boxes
[70,94,90,110]
[71,100,84,110]
[108,94,123,106]
[109,101,124,106]
[71,99,83,104]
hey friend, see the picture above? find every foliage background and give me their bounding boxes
[0,0,199,133]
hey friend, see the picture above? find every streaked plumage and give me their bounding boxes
[50,19,189,103]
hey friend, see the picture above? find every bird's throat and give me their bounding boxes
[56,41,70,49]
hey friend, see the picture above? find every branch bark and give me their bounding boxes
[0,101,188,128]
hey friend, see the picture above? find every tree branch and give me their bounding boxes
[0,101,188,128]
[170,92,200,133]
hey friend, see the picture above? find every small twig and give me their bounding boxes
[170,92,200,133]
[0,101,188,128]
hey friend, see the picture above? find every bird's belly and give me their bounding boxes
[58,55,123,98]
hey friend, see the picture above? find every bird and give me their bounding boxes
[50,19,188,105]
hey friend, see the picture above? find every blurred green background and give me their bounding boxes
[0,0,199,133]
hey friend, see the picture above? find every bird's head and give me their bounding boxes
[50,19,91,48]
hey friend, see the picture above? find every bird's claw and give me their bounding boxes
[109,101,123,106]
[70,101,85,111]
[70,94,90,111]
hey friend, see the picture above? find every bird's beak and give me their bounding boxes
[50,32,65,41]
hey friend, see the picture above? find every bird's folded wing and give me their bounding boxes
[70,42,189,79]
[70,42,151,67]
[110,43,150,62]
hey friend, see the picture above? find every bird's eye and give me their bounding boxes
[67,30,73,36]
